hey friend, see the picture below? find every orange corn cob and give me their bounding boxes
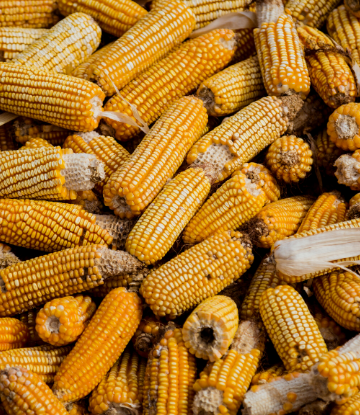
[67,401,89,415]
[132,317,164,358]
[18,309,44,346]
[251,363,286,385]
[286,0,341,28]
[335,150,360,190]
[316,128,345,176]
[328,103,360,151]
[0,318,29,350]
[20,137,53,149]
[331,391,360,415]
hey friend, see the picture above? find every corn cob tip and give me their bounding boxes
[256,0,285,26]
[344,0,360,16]
[280,95,305,122]
[334,153,360,189]
[193,387,224,415]
[95,215,134,250]
[0,245,20,270]
[132,318,165,358]
[97,248,146,279]
[347,194,360,219]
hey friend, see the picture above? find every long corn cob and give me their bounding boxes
[286,0,341,28]
[35,295,96,346]
[18,309,44,346]
[328,103,360,151]
[0,244,19,270]
[89,347,146,415]
[140,230,253,318]
[53,287,143,403]
[335,150,360,190]
[182,163,280,245]
[347,193,360,219]
[0,318,29,350]
[103,29,237,141]
[0,28,47,61]
[132,317,164,358]
[104,96,207,218]
[316,128,345,176]
[0,244,144,316]
[0,126,16,151]
[331,391,360,415]
[251,363,286,385]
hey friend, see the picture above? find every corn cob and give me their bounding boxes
[251,363,286,385]
[231,29,256,63]
[53,287,143,403]
[132,317,164,358]
[0,244,144,316]
[182,163,280,245]
[328,104,360,151]
[347,193,360,220]
[35,295,96,346]
[58,0,147,37]
[331,391,360,415]
[20,137,53,149]
[0,244,20,270]
[103,29,237,141]
[70,190,104,215]
[335,150,360,190]
[140,230,253,318]
[67,401,89,415]
[316,128,345,176]
[0,28,48,61]
[142,324,197,415]
[17,309,44,346]
[297,191,347,233]
[297,25,356,108]
[0,126,16,151]
[103,96,207,218]
[187,95,303,183]
[0,0,59,28]
[89,347,147,415]
[193,320,266,415]
[286,0,341,28]
[0,366,68,415]
[0,318,29,350]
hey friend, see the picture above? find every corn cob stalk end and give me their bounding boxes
[344,0,360,17]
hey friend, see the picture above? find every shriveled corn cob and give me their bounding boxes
[36,295,96,346]
[331,391,360,415]
[0,366,68,415]
[132,317,164,358]
[347,193,360,220]
[182,163,280,245]
[335,150,360,190]
[260,285,328,372]
[53,287,143,403]
[0,245,144,316]
[0,28,47,61]
[103,29,237,141]
[196,55,265,117]
[142,324,197,415]
[58,0,147,37]
[104,96,207,218]
[20,137,53,149]
[18,309,44,346]
[251,363,286,385]
[193,320,266,415]
[89,347,147,415]
[286,0,341,28]
[182,295,239,361]
[0,318,29,350]
[328,103,360,151]
[140,230,253,318]
[0,126,16,151]
[265,135,313,183]
[0,244,20,270]
[70,190,103,214]
[316,128,345,176]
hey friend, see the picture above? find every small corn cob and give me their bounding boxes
[140,230,253,318]
[89,347,147,415]
[328,103,360,151]
[0,245,144,316]
[182,163,280,245]
[18,309,44,346]
[335,150,360,190]
[347,193,360,220]
[20,137,53,149]
[260,285,328,372]
[286,0,341,28]
[132,317,164,358]
[103,29,237,141]
[35,295,96,346]
[265,135,313,183]
[103,96,207,218]
[244,195,315,249]
[297,191,347,233]
[196,55,265,117]
[70,190,104,214]
[0,126,16,151]
[0,0,59,28]
[182,295,239,361]
[0,366,68,415]
[316,128,345,176]
[0,318,29,350]
[58,0,147,37]
[331,391,360,415]
[0,244,20,270]
[0,28,48,61]
[297,25,356,108]
[251,363,286,385]
[142,324,197,415]
[193,320,266,415]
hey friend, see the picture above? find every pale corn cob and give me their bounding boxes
[20,137,53,149]
[0,245,144,316]
[35,295,96,346]
[251,363,286,385]
[328,103,360,151]
[297,191,347,233]
[243,195,315,249]
[0,126,16,151]
[89,347,146,415]
[70,190,104,214]
[103,29,237,141]
[0,63,106,132]
[182,295,239,361]
[197,55,265,117]
[86,0,196,96]
[182,163,280,244]
[0,28,47,61]
[103,96,208,218]
[132,317,164,358]
[265,135,313,183]
[316,128,345,176]
[0,318,29,350]
[53,287,143,403]
[18,309,44,346]
[347,193,360,219]
[0,244,20,270]
[140,230,253,318]
[286,0,341,27]
[335,150,360,190]
[58,0,147,37]
[331,391,360,415]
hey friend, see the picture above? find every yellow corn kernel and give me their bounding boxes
[132,317,164,358]
[331,391,360,415]
[20,137,53,149]
[316,128,345,176]
[103,96,207,218]
[0,125,16,151]
[260,285,328,372]
[18,309,44,346]
[89,347,147,415]
[251,363,286,385]
[287,0,341,28]
[335,150,360,190]
[0,318,29,350]
[140,230,253,319]
[53,287,143,403]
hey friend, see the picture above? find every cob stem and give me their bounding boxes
[335,115,358,140]
[345,0,360,15]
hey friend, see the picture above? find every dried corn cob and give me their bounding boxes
[197,55,265,117]
[140,230,253,318]
[104,96,207,218]
[232,29,256,63]
[345,0,360,17]
[0,318,29,350]
[347,193,360,219]
[67,401,89,415]
[132,317,164,358]
[328,103,360,151]
[0,28,47,61]
[182,295,239,361]
[89,347,146,415]
[103,29,237,141]
[142,324,197,415]
[86,0,196,95]
[53,287,143,403]
[18,309,44,346]
[58,0,147,37]
[182,163,280,245]
[0,245,144,316]
[20,137,53,149]
[36,295,96,346]
[193,320,266,415]
[316,128,345,176]
[286,0,341,28]
[335,150,360,190]
[251,363,286,385]
[0,366,68,415]
[0,244,19,270]
[70,190,103,214]
[331,391,360,415]
[0,126,16,151]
